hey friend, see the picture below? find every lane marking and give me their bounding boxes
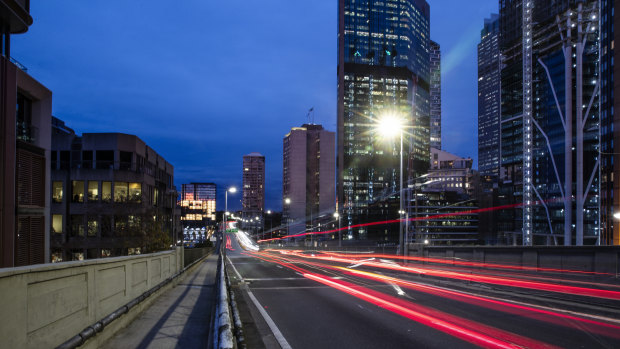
[227,256,244,280]
[227,256,293,349]
[348,257,376,269]
[246,290,293,349]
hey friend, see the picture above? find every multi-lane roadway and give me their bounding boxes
[226,233,620,348]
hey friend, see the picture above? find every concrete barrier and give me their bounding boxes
[184,247,213,267]
[408,245,620,276]
[0,247,183,349]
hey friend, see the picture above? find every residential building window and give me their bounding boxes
[102,181,112,202]
[128,215,141,229]
[52,214,63,234]
[82,150,93,169]
[114,182,128,202]
[128,247,141,255]
[88,181,99,201]
[60,150,70,170]
[114,216,127,234]
[129,183,142,202]
[51,249,63,263]
[71,215,84,236]
[101,249,111,257]
[153,188,160,206]
[96,150,114,169]
[120,151,132,170]
[52,181,63,203]
[51,151,58,169]
[101,215,112,237]
[71,250,84,261]
[72,181,84,202]
[87,216,98,237]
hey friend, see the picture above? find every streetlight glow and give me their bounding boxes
[228,187,237,193]
[377,113,403,138]
[285,198,291,204]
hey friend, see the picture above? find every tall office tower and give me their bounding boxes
[499,0,600,246]
[477,14,501,177]
[282,124,335,236]
[337,0,431,241]
[179,183,216,231]
[1,1,53,267]
[600,0,619,245]
[430,40,441,150]
[242,153,265,234]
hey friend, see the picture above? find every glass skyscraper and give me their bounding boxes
[499,0,600,245]
[430,40,441,150]
[337,0,431,241]
[477,14,501,177]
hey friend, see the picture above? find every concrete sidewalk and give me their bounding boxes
[101,251,219,349]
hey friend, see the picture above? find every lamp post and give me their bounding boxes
[223,187,237,236]
[334,212,341,247]
[284,198,291,242]
[377,114,404,255]
[265,210,272,242]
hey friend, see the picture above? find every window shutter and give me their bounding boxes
[16,148,45,207]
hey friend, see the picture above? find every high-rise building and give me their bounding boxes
[427,148,474,196]
[49,118,178,262]
[600,0,619,245]
[1,1,53,267]
[499,0,600,245]
[430,40,441,150]
[407,190,479,246]
[477,14,501,177]
[179,183,216,241]
[242,153,265,234]
[282,124,335,236]
[337,0,431,241]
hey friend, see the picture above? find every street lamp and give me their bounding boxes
[265,210,273,241]
[333,212,341,247]
[284,198,291,239]
[223,187,236,235]
[377,113,404,255]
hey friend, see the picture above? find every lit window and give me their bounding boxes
[52,214,63,234]
[52,181,63,203]
[72,181,84,203]
[87,217,98,236]
[102,182,112,202]
[129,183,142,203]
[114,182,128,202]
[88,181,99,201]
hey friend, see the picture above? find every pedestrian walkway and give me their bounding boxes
[101,251,219,349]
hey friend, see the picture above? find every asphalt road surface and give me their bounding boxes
[226,233,620,349]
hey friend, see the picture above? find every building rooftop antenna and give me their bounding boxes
[306,107,314,124]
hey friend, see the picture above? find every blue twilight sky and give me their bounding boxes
[12,0,498,211]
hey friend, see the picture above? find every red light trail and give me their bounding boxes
[258,202,529,243]
[270,250,620,300]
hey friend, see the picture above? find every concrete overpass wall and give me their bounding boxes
[0,247,183,348]
[409,245,620,276]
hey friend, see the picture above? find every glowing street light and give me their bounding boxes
[284,198,291,237]
[333,212,341,247]
[223,186,236,234]
[377,114,403,139]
